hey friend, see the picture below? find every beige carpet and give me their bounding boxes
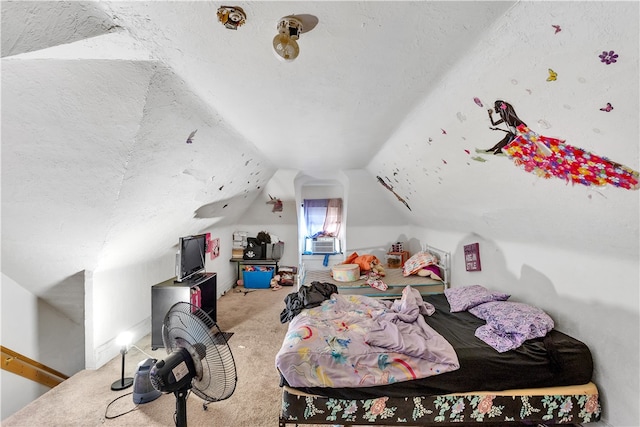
[3,286,294,427]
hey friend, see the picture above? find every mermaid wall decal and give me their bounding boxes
[484,100,639,190]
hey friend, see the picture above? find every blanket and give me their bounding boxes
[275,286,459,388]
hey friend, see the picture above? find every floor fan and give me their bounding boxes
[150,302,237,427]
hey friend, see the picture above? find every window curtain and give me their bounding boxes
[322,198,342,237]
[303,198,342,237]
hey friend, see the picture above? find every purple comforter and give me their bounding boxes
[275,286,459,388]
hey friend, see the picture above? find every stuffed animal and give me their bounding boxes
[342,252,386,277]
[370,260,386,277]
[270,274,282,290]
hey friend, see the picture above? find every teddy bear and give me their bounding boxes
[369,259,386,277]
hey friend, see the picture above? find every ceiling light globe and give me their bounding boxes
[272,33,299,62]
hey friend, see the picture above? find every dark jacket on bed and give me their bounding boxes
[280,282,338,323]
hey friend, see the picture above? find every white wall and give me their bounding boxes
[235,200,299,270]
[88,258,170,369]
[0,275,63,419]
[343,169,412,260]
[87,226,243,371]
[365,4,639,423]
[408,227,639,427]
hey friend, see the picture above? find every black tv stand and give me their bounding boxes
[151,272,217,350]
[174,271,207,284]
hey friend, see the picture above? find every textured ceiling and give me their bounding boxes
[92,1,517,172]
[0,1,515,292]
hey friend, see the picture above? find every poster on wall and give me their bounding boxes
[210,238,220,260]
[464,243,481,272]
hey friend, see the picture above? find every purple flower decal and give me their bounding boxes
[599,50,618,64]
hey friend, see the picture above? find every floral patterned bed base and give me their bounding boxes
[279,386,601,426]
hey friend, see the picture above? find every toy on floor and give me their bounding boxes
[271,274,282,291]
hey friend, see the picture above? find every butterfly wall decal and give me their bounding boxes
[552,24,561,34]
[600,102,613,112]
[546,68,558,82]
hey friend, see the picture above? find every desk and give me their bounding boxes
[230,258,279,284]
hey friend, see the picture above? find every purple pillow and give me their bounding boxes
[469,301,555,353]
[417,264,443,280]
[444,285,510,312]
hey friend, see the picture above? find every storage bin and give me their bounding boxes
[242,268,274,289]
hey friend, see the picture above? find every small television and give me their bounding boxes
[176,234,207,282]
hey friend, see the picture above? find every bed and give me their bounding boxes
[277,248,601,426]
[299,244,450,299]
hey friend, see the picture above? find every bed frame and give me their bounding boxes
[283,244,601,426]
[299,244,451,298]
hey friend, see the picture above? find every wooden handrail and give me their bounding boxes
[1,345,68,388]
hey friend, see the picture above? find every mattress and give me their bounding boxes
[303,267,445,297]
[282,293,594,399]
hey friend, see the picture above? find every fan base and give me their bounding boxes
[111,377,134,391]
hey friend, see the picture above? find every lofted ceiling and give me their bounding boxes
[2,1,516,172]
[98,1,517,171]
[1,1,516,294]
[2,1,638,304]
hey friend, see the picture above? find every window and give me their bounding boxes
[303,198,342,238]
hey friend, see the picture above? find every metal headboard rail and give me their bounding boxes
[421,243,451,289]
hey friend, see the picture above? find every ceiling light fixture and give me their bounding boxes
[273,17,303,62]
[217,6,246,30]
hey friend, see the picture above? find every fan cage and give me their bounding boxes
[162,302,237,402]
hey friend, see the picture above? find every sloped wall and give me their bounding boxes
[2,21,276,415]
[370,1,639,255]
[369,3,639,425]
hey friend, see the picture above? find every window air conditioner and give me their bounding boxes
[306,237,340,254]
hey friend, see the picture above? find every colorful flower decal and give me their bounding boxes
[599,50,618,64]
[484,100,639,190]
